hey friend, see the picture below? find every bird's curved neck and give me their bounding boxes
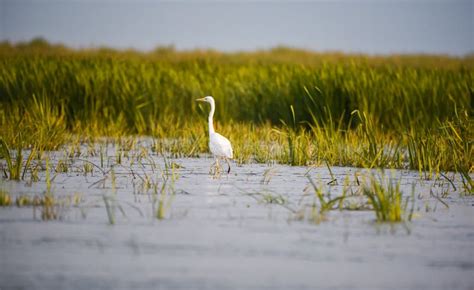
[208,101,215,134]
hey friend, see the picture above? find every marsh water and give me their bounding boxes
[1,141,473,289]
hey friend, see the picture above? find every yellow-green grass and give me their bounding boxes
[0,40,472,174]
[363,175,415,222]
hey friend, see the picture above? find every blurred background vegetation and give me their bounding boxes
[0,39,472,172]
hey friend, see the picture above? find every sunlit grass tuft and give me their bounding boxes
[362,174,415,222]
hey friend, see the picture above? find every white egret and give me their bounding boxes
[196,96,233,174]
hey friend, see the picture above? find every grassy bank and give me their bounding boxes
[0,39,472,176]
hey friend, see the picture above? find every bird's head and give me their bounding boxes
[196,96,214,104]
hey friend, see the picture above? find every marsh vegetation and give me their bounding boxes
[0,40,472,172]
[0,40,473,289]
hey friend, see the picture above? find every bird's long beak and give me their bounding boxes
[196,98,206,102]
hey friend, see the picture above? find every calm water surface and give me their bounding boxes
[1,142,473,289]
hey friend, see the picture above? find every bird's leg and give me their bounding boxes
[210,158,219,176]
[209,159,217,175]
[225,158,231,174]
[210,158,222,177]
[215,158,222,175]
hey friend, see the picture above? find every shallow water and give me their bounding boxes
[1,145,473,289]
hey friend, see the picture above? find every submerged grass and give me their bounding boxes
[0,189,12,206]
[0,138,37,181]
[0,40,472,174]
[155,157,179,220]
[302,172,415,223]
[363,174,415,222]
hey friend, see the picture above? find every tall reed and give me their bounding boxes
[0,40,472,172]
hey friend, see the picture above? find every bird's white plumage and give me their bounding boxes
[196,96,233,173]
[210,132,233,159]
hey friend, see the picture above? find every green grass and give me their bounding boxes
[307,176,345,213]
[363,174,415,222]
[0,189,12,206]
[0,39,472,174]
[155,157,179,220]
[0,138,37,181]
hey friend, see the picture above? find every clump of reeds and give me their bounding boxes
[0,40,471,174]
[362,174,414,222]
[0,138,36,181]
[0,189,12,206]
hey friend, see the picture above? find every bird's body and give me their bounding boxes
[209,132,233,159]
[196,96,233,174]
